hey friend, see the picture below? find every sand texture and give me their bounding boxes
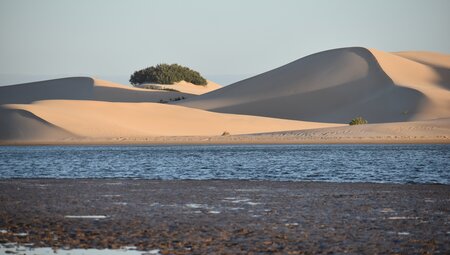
[1,119,448,145]
[0,47,449,144]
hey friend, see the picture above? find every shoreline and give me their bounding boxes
[1,179,449,253]
[1,134,449,146]
[1,178,449,185]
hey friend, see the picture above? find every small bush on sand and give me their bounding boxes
[349,117,368,125]
[158,96,186,104]
[221,131,230,136]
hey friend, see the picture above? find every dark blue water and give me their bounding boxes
[0,145,449,184]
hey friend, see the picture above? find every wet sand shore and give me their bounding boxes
[0,179,449,254]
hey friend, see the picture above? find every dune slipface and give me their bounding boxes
[178,47,450,123]
[0,108,75,141]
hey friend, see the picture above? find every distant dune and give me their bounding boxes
[0,77,217,105]
[178,47,450,124]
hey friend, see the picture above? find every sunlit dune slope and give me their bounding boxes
[1,100,341,139]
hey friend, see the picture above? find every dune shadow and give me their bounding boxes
[430,66,450,90]
[394,55,450,90]
[210,79,426,123]
[0,107,76,140]
[0,77,95,104]
[93,86,192,103]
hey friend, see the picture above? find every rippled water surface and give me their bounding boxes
[0,145,449,184]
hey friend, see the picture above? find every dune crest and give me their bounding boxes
[178,47,450,123]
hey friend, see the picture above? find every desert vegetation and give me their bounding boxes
[159,96,186,104]
[349,117,368,125]
[137,84,180,92]
[130,64,207,86]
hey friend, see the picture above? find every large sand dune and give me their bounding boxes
[0,77,217,104]
[178,47,450,123]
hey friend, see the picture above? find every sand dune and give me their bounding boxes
[0,76,339,143]
[1,100,340,140]
[1,98,448,145]
[178,47,450,123]
[0,77,212,104]
[1,47,449,144]
[369,49,450,120]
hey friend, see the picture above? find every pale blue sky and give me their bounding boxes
[1,0,449,85]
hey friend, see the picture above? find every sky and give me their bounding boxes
[1,0,449,86]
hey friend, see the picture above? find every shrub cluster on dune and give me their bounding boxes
[129,64,207,86]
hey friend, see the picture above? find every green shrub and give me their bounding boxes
[349,117,368,125]
[130,63,207,86]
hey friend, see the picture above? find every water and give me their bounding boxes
[0,144,448,184]
[0,243,158,255]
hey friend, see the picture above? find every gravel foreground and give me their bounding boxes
[0,179,449,254]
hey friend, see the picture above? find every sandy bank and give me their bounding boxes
[1,118,449,145]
